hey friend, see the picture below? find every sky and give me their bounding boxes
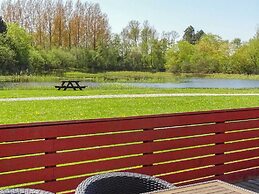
[88,0,259,41]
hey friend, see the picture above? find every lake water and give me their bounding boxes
[125,78,259,89]
[1,78,259,89]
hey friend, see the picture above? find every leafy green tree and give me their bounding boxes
[248,38,259,68]
[140,21,152,56]
[140,21,157,70]
[232,38,242,48]
[0,16,7,34]
[102,34,124,71]
[128,47,143,71]
[6,23,32,74]
[0,45,17,74]
[165,41,195,73]
[51,48,77,73]
[149,39,165,71]
[28,49,46,74]
[191,34,229,73]
[230,37,259,74]
[41,50,62,73]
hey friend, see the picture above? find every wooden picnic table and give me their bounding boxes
[148,180,257,194]
[55,80,86,91]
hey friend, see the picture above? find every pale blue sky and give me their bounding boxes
[0,0,258,41]
[89,0,259,41]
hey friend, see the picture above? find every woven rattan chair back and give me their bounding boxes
[0,188,54,194]
[75,172,174,194]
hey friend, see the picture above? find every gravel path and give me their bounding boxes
[1,93,259,102]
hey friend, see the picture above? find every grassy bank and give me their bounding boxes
[1,95,259,124]
[0,72,181,83]
[1,72,259,83]
[203,73,259,80]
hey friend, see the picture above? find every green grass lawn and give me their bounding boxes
[1,94,259,124]
[1,85,259,124]
[1,87,259,98]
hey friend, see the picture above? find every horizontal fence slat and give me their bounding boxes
[158,158,259,184]
[133,149,259,177]
[1,147,258,187]
[0,168,53,187]
[1,127,259,158]
[1,138,259,173]
[219,168,259,183]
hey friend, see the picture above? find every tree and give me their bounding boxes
[195,30,205,43]
[161,31,179,47]
[0,45,17,74]
[183,25,195,44]
[238,38,259,74]
[165,41,195,73]
[149,39,165,71]
[6,23,32,74]
[183,26,205,44]
[231,38,259,75]
[44,0,55,49]
[140,20,157,70]
[52,0,66,47]
[28,49,46,74]
[191,34,229,73]
[229,38,242,55]
[64,0,73,48]
[232,38,242,48]
[255,25,259,39]
[122,20,141,47]
[0,16,7,34]
[103,34,123,71]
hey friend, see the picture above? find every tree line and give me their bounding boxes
[0,0,258,75]
[166,32,259,75]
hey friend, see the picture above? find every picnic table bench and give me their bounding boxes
[55,80,86,91]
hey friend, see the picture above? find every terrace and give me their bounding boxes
[0,107,259,193]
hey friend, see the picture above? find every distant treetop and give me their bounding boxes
[0,16,7,34]
[183,25,205,44]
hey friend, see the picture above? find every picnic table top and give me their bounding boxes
[60,80,81,82]
[55,80,86,90]
[148,180,257,194]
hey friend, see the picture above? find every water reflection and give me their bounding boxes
[1,78,259,89]
[125,78,259,89]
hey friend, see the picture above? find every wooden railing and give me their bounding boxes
[1,107,259,193]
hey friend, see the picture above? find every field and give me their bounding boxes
[1,86,259,124]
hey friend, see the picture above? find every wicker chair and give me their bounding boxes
[75,172,175,194]
[0,188,54,194]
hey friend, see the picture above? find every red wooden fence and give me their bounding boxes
[1,107,259,193]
